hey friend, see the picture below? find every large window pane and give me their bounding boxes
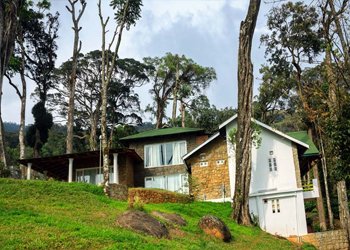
[144,141,187,167]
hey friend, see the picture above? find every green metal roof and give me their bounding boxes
[120,127,205,141]
[287,131,320,157]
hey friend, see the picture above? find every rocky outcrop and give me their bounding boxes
[116,210,169,238]
[198,215,232,242]
[151,211,187,226]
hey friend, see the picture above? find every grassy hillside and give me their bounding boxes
[0,179,309,250]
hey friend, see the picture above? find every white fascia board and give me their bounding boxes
[182,132,220,161]
[249,188,304,198]
[218,114,237,129]
[218,114,309,149]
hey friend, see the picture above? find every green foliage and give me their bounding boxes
[110,0,143,30]
[228,123,262,149]
[26,102,53,154]
[261,1,323,68]
[0,179,300,250]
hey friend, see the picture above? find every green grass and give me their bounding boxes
[0,178,303,249]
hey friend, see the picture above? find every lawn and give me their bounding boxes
[0,178,309,249]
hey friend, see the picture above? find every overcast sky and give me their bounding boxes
[3,0,281,124]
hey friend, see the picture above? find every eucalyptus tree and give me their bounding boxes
[0,0,23,167]
[98,0,142,194]
[232,0,260,225]
[51,51,149,151]
[65,0,87,154]
[144,53,216,128]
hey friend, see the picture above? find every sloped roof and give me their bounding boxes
[286,131,320,157]
[120,127,205,141]
[218,115,309,149]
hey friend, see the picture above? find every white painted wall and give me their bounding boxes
[225,120,308,237]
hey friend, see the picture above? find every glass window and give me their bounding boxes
[76,167,113,185]
[144,174,188,194]
[144,141,187,167]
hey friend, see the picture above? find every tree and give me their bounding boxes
[0,0,23,167]
[98,0,142,194]
[23,9,59,157]
[232,0,260,225]
[65,0,86,154]
[51,52,148,151]
[144,53,216,128]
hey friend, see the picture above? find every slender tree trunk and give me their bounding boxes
[66,0,86,154]
[0,0,22,167]
[171,57,179,124]
[337,180,350,241]
[19,33,26,178]
[232,0,260,226]
[156,100,164,129]
[312,161,327,231]
[89,113,98,151]
[181,101,185,128]
[317,125,335,229]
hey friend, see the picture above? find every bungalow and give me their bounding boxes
[18,127,208,194]
[183,115,320,237]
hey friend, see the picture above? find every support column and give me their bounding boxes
[113,153,119,184]
[27,163,32,180]
[68,158,74,183]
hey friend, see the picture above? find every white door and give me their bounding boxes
[262,196,298,237]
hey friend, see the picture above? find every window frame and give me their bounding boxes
[144,140,187,168]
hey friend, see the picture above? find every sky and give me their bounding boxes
[2,0,280,124]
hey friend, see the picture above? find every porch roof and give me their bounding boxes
[120,127,205,141]
[18,148,142,181]
[286,131,320,157]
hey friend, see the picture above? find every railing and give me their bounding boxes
[302,179,319,199]
[302,181,314,191]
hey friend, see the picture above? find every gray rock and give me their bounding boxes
[198,215,232,242]
[116,210,169,238]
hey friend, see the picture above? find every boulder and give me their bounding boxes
[116,210,169,238]
[151,211,187,226]
[198,215,232,242]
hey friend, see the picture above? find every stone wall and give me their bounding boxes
[289,230,349,250]
[129,134,206,187]
[108,184,128,201]
[187,135,231,200]
[128,188,193,206]
[291,143,302,188]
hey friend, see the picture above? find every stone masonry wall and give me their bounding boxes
[128,188,192,206]
[187,135,231,201]
[129,134,206,187]
[289,230,349,250]
[109,184,128,201]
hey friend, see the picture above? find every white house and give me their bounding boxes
[184,115,320,237]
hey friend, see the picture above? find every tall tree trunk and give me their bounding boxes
[89,113,98,151]
[66,0,86,154]
[337,180,350,241]
[312,161,327,231]
[0,0,22,167]
[156,100,164,129]
[232,0,260,226]
[19,32,26,178]
[181,101,185,128]
[171,57,179,124]
[317,125,335,229]
[308,128,327,230]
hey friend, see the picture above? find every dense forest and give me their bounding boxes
[0,0,349,230]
